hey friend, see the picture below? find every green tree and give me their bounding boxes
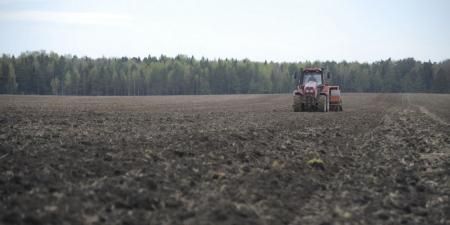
[51,77,60,95]
[0,62,5,93]
[72,69,81,95]
[63,71,72,95]
[1,51,449,95]
[433,69,448,93]
[421,61,433,91]
[7,63,17,94]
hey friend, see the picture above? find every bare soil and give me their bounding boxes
[0,93,449,225]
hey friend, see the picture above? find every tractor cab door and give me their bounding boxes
[294,71,303,85]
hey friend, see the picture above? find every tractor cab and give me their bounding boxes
[299,68,324,85]
[295,68,330,86]
[303,73,322,85]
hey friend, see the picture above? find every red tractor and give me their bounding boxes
[292,68,343,112]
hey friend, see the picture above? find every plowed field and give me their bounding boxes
[0,93,449,225]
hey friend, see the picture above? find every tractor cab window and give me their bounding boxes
[303,73,322,85]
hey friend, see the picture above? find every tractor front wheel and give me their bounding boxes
[318,95,327,112]
[293,95,302,112]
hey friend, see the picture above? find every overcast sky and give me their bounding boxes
[0,0,449,62]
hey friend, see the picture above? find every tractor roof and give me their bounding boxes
[303,68,323,73]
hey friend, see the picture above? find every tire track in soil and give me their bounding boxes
[286,94,401,225]
[292,94,450,225]
[417,106,449,126]
[405,94,449,126]
[169,94,395,225]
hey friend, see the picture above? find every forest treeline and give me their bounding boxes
[0,51,449,95]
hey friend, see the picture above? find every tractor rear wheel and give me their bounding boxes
[293,96,302,112]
